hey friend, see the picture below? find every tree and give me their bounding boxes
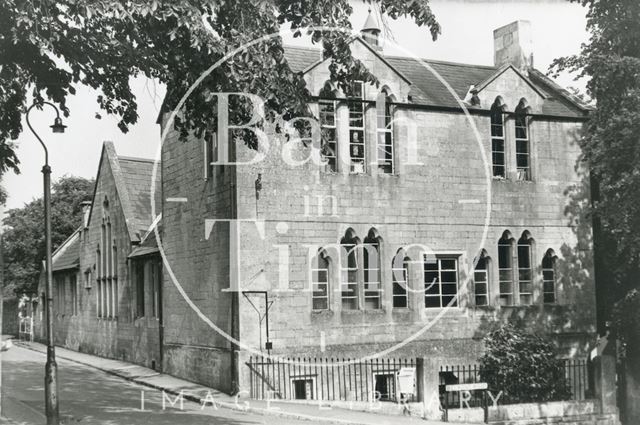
[1,176,94,296]
[479,325,571,403]
[551,1,640,334]
[0,0,440,172]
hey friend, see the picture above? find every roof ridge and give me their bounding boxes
[283,44,499,70]
[385,55,497,70]
[118,154,159,164]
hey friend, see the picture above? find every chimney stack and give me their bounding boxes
[81,201,91,228]
[493,20,534,71]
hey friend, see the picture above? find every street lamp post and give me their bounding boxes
[26,101,66,425]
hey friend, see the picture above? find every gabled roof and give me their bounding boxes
[473,64,547,99]
[87,142,161,243]
[283,45,588,118]
[128,225,160,259]
[52,228,80,272]
[297,37,413,85]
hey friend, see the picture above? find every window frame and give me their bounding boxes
[363,241,382,310]
[347,81,366,174]
[542,251,557,304]
[473,255,489,307]
[490,101,506,178]
[517,234,534,306]
[423,255,460,309]
[515,102,531,181]
[318,100,338,173]
[311,251,330,311]
[498,235,514,306]
[376,91,394,174]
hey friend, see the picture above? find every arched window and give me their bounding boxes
[347,81,366,173]
[363,229,382,310]
[542,249,557,304]
[474,251,490,306]
[99,197,117,318]
[491,97,506,178]
[376,89,394,174]
[498,231,514,306]
[392,249,410,308]
[515,99,531,181]
[311,250,330,310]
[340,229,359,310]
[319,81,338,172]
[517,231,534,305]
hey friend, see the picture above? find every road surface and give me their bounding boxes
[1,344,311,425]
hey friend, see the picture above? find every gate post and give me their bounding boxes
[417,357,442,420]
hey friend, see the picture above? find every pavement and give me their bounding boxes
[5,339,458,425]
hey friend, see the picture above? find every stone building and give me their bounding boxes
[159,17,595,395]
[37,15,596,402]
[34,141,163,370]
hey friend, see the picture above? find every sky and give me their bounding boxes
[2,0,589,213]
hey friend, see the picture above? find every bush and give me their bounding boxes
[478,325,571,403]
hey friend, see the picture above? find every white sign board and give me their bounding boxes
[445,382,488,392]
[396,367,416,395]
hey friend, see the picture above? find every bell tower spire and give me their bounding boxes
[361,8,382,51]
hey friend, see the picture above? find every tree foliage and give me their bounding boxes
[1,176,94,296]
[551,0,640,288]
[0,0,440,171]
[479,325,571,403]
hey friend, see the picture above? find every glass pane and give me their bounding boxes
[498,244,511,267]
[492,138,504,152]
[543,293,555,304]
[543,281,555,293]
[313,298,328,310]
[519,269,532,281]
[425,296,440,308]
[475,282,487,295]
[440,259,456,270]
[441,271,457,283]
[442,296,457,307]
[518,245,531,268]
[425,280,440,295]
[474,271,487,282]
[499,281,512,294]
[519,294,532,305]
[442,283,458,295]
[499,269,513,282]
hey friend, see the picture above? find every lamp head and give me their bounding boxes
[50,117,66,133]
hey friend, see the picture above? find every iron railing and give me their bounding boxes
[247,356,417,403]
[439,359,590,408]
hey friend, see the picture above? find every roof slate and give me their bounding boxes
[283,45,586,118]
[52,230,80,272]
[117,156,162,238]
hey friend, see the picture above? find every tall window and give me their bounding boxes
[151,260,161,318]
[542,250,557,304]
[474,253,489,306]
[203,131,217,179]
[392,250,409,308]
[135,261,145,317]
[517,232,534,305]
[347,82,365,173]
[340,230,359,310]
[424,256,459,308]
[55,276,65,316]
[515,100,531,181]
[498,232,514,306]
[376,91,394,174]
[98,198,117,318]
[491,98,506,178]
[363,230,381,310]
[311,250,330,310]
[319,100,338,172]
[96,246,102,317]
[70,274,78,316]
